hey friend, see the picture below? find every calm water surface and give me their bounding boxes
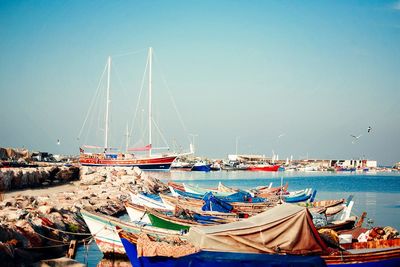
[76,171,400,266]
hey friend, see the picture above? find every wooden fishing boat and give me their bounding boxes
[312,199,345,208]
[80,209,182,255]
[125,200,238,223]
[145,207,234,231]
[130,190,173,210]
[168,181,186,191]
[125,201,176,224]
[184,183,237,197]
[117,228,327,267]
[160,193,203,210]
[118,228,400,267]
[159,193,271,215]
[317,217,357,231]
[170,186,266,203]
[326,205,345,217]
[284,189,316,203]
[254,182,288,198]
[217,182,239,193]
[117,204,400,267]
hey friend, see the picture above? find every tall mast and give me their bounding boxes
[125,123,129,152]
[104,56,111,152]
[148,47,152,156]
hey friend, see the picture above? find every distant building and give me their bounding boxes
[31,152,55,162]
[394,162,400,170]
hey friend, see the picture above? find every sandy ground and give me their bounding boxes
[3,182,78,199]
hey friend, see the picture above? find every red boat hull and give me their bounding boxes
[79,154,177,170]
[247,165,280,172]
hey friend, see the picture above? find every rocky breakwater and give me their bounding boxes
[0,166,168,264]
[0,166,80,192]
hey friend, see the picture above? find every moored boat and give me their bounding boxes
[117,203,400,267]
[247,164,280,172]
[80,209,182,255]
[191,162,212,172]
[184,183,238,197]
[78,48,190,170]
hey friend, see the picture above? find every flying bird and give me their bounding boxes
[278,133,286,138]
[350,134,362,144]
[57,139,61,145]
[367,126,372,133]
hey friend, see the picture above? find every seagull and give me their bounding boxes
[57,139,61,145]
[350,134,362,144]
[278,133,286,138]
[367,126,372,133]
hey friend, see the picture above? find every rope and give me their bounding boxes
[77,61,108,142]
[18,236,94,250]
[153,51,191,145]
[39,223,92,236]
[129,52,149,141]
[152,117,170,149]
[34,230,70,244]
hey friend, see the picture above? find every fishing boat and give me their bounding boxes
[191,162,212,172]
[145,207,233,232]
[170,186,266,203]
[79,48,190,170]
[183,183,238,197]
[130,190,173,210]
[284,189,316,203]
[117,204,400,267]
[125,201,238,225]
[80,209,182,255]
[159,193,271,215]
[247,164,280,172]
[217,182,239,193]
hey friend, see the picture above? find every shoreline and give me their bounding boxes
[3,182,77,199]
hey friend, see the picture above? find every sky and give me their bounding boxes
[0,0,399,165]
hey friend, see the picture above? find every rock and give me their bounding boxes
[79,173,106,185]
[37,205,54,214]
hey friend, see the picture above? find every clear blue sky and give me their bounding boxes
[1,1,399,165]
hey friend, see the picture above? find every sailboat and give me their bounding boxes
[79,48,186,170]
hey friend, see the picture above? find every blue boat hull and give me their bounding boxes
[121,237,326,267]
[120,237,400,267]
[191,165,212,172]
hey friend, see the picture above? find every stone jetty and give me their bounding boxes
[0,165,167,265]
[0,166,80,191]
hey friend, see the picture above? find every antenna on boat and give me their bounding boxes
[104,56,112,152]
[148,47,152,156]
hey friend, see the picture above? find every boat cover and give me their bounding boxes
[188,203,327,255]
[120,230,327,267]
[202,193,233,213]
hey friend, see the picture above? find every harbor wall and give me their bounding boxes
[0,166,166,264]
[0,166,80,192]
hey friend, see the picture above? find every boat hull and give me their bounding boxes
[79,155,177,170]
[120,234,400,267]
[80,209,181,255]
[120,235,327,267]
[247,165,280,172]
[147,213,191,232]
[191,164,212,172]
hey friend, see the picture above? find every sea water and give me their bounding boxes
[75,171,400,266]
